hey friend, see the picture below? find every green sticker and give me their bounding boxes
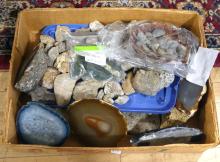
[73,45,103,52]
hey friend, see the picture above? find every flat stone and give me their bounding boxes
[73,80,105,101]
[29,86,55,103]
[122,72,135,95]
[132,69,174,96]
[15,44,50,92]
[54,73,77,106]
[42,67,59,89]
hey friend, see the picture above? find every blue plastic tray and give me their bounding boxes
[41,24,180,114]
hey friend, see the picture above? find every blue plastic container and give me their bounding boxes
[41,24,180,114]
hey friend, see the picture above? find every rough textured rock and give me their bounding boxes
[48,46,59,63]
[115,95,129,105]
[29,86,55,102]
[42,67,59,89]
[73,80,105,100]
[123,112,161,134]
[104,81,124,98]
[55,42,66,53]
[40,35,55,45]
[54,73,77,106]
[54,52,72,73]
[103,94,114,104]
[15,44,50,92]
[55,26,70,42]
[97,89,105,100]
[132,69,174,96]
[160,107,190,128]
[122,72,135,95]
[89,20,104,32]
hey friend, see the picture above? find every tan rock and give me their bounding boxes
[54,52,72,73]
[42,67,59,89]
[122,72,135,95]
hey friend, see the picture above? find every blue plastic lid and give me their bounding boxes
[41,24,180,114]
[41,24,89,38]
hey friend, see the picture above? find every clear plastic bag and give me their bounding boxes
[63,20,199,77]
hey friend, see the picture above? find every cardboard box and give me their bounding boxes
[4,8,219,152]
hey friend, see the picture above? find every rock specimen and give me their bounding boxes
[55,41,66,53]
[54,52,72,73]
[73,80,105,100]
[55,25,70,42]
[29,86,56,103]
[97,89,105,100]
[15,44,50,92]
[130,127,203,146]
[89,20,104,32]
[48,46,59,63]
[115,95,129,105]
[40,35,55,45]
[123,112,160,134]
[54,73,77,106]
[122,72,135,95]
[132,69,174,96]
[104,81,124,98]
[103,94,114,104]
[16,102,70,146]
[42,67,59,89]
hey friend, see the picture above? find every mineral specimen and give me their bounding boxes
[40,35,55,45]
[132,69,174,96]
[68,99,127,146]
[48,46,59,63]
[122,72,135,95]
[15,44,50,92]
[42,67,59,89]
[103,94,114,104]
[123,112,160,134]
[55,41,66,53]
[89,20,104,32]
[97,89,105,100]
[54,73,77,106]
[16,102,70,146]
[115,95,129,105]
[73,80,105,100]
[55,25,70,42]
[54,52,72,73]
[130,127,203,146]
[29,86,56,103]
[104,81,124,98]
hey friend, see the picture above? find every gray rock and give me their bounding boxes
[104,81,124,98]
[55,42,66,53]
[132,69,174,96]
[89,20,104,32]
[48,46,59,63]
[15,45,50,92]
[152,29,166,38]
[29,86,55,102]
[54,73,77,106]
[123,112,160,134]
[73,80,105,100]
[44,43,54,53]
[42,67,59,89]
[55,26,70,42]
[115,95,129,105]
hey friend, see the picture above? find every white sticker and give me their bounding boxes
[85,51,106,66]
[186,47,219,86]
[111,150,122,155]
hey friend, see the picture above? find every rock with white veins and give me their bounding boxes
[73,80,105,100]
[54,73,77,106]
[55,26,70,42]
[104,81,124,98]
[132,69,174,96]
[48,46,59,63]
[42,67,59,89]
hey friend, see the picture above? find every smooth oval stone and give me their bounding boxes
[16,102,70,146]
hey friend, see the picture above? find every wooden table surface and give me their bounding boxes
[0,68,219,162]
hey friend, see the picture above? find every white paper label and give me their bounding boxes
[186,47,219,86]
[85,51,106,66]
